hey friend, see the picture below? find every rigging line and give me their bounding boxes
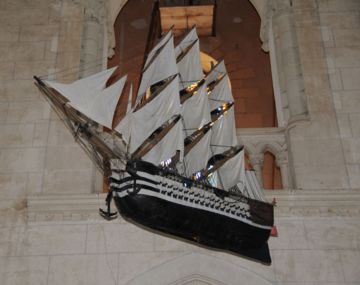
[38,58,107,79]
[38,51,144,79]
[178,72,187,93]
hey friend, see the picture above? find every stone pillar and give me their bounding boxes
[77,0,107,77]
[264,0,309,122]
[276,151,291,189]
[249,153,264,187]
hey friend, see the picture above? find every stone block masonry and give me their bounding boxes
[0,0,360,284]
[320,0,360,189]
[0,0,94,218]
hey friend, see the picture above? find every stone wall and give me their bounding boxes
[0,0,96,221]
[318,0,360,190]
[1,190,360,284]
[1,0,360,284]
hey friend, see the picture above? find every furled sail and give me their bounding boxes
[136,34,178,103]
[115,75,181,154]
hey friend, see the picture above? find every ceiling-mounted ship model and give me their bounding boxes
[34,26,274,264]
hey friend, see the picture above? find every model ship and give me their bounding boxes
[34,27,274,264]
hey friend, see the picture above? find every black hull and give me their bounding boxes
[113,194,271,264]
[110,160,273,264]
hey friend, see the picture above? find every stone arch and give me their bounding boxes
[125,253,273,285]
[255,142,284,189]
[256,142,282,158]
[106,0,269,53]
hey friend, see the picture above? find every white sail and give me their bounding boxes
[145,30,173,67]
[137,34,178,103]
[45,66,117,109]
[142,119,184,165]
[214,148,245,190]
[81,75,127,129]
[208,71,237,155]
[210,107,237,155]
[205,60,227,86]
[177,39,204,89]
[175,27,203,89]
[115,75,181,154]
[243,170,266,201]
[175,26,198,58]
[182,84,211,135]
[208,74,234,110]
[184,130,212,177]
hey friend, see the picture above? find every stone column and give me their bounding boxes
[276,151,291,189]
[249,153,264,187]
[264,0,309,122]
[77,0,107,77]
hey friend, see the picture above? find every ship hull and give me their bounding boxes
[110,160,273,264]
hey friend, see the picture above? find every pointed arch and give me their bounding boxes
[125,253,273,285]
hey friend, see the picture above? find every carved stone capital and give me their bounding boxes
[275,151,288,167]
[249,154,264,166]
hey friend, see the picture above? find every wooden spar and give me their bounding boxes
[194,145,244,180]
[183,101,233,156]
[179,78,205,104]
[206,72,226,92]
[134,74,177,112]
[210,101,234,121]
[131,115,181,160]
[184,122,211,156]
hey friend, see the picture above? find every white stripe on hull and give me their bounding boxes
[111,171,272,231]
